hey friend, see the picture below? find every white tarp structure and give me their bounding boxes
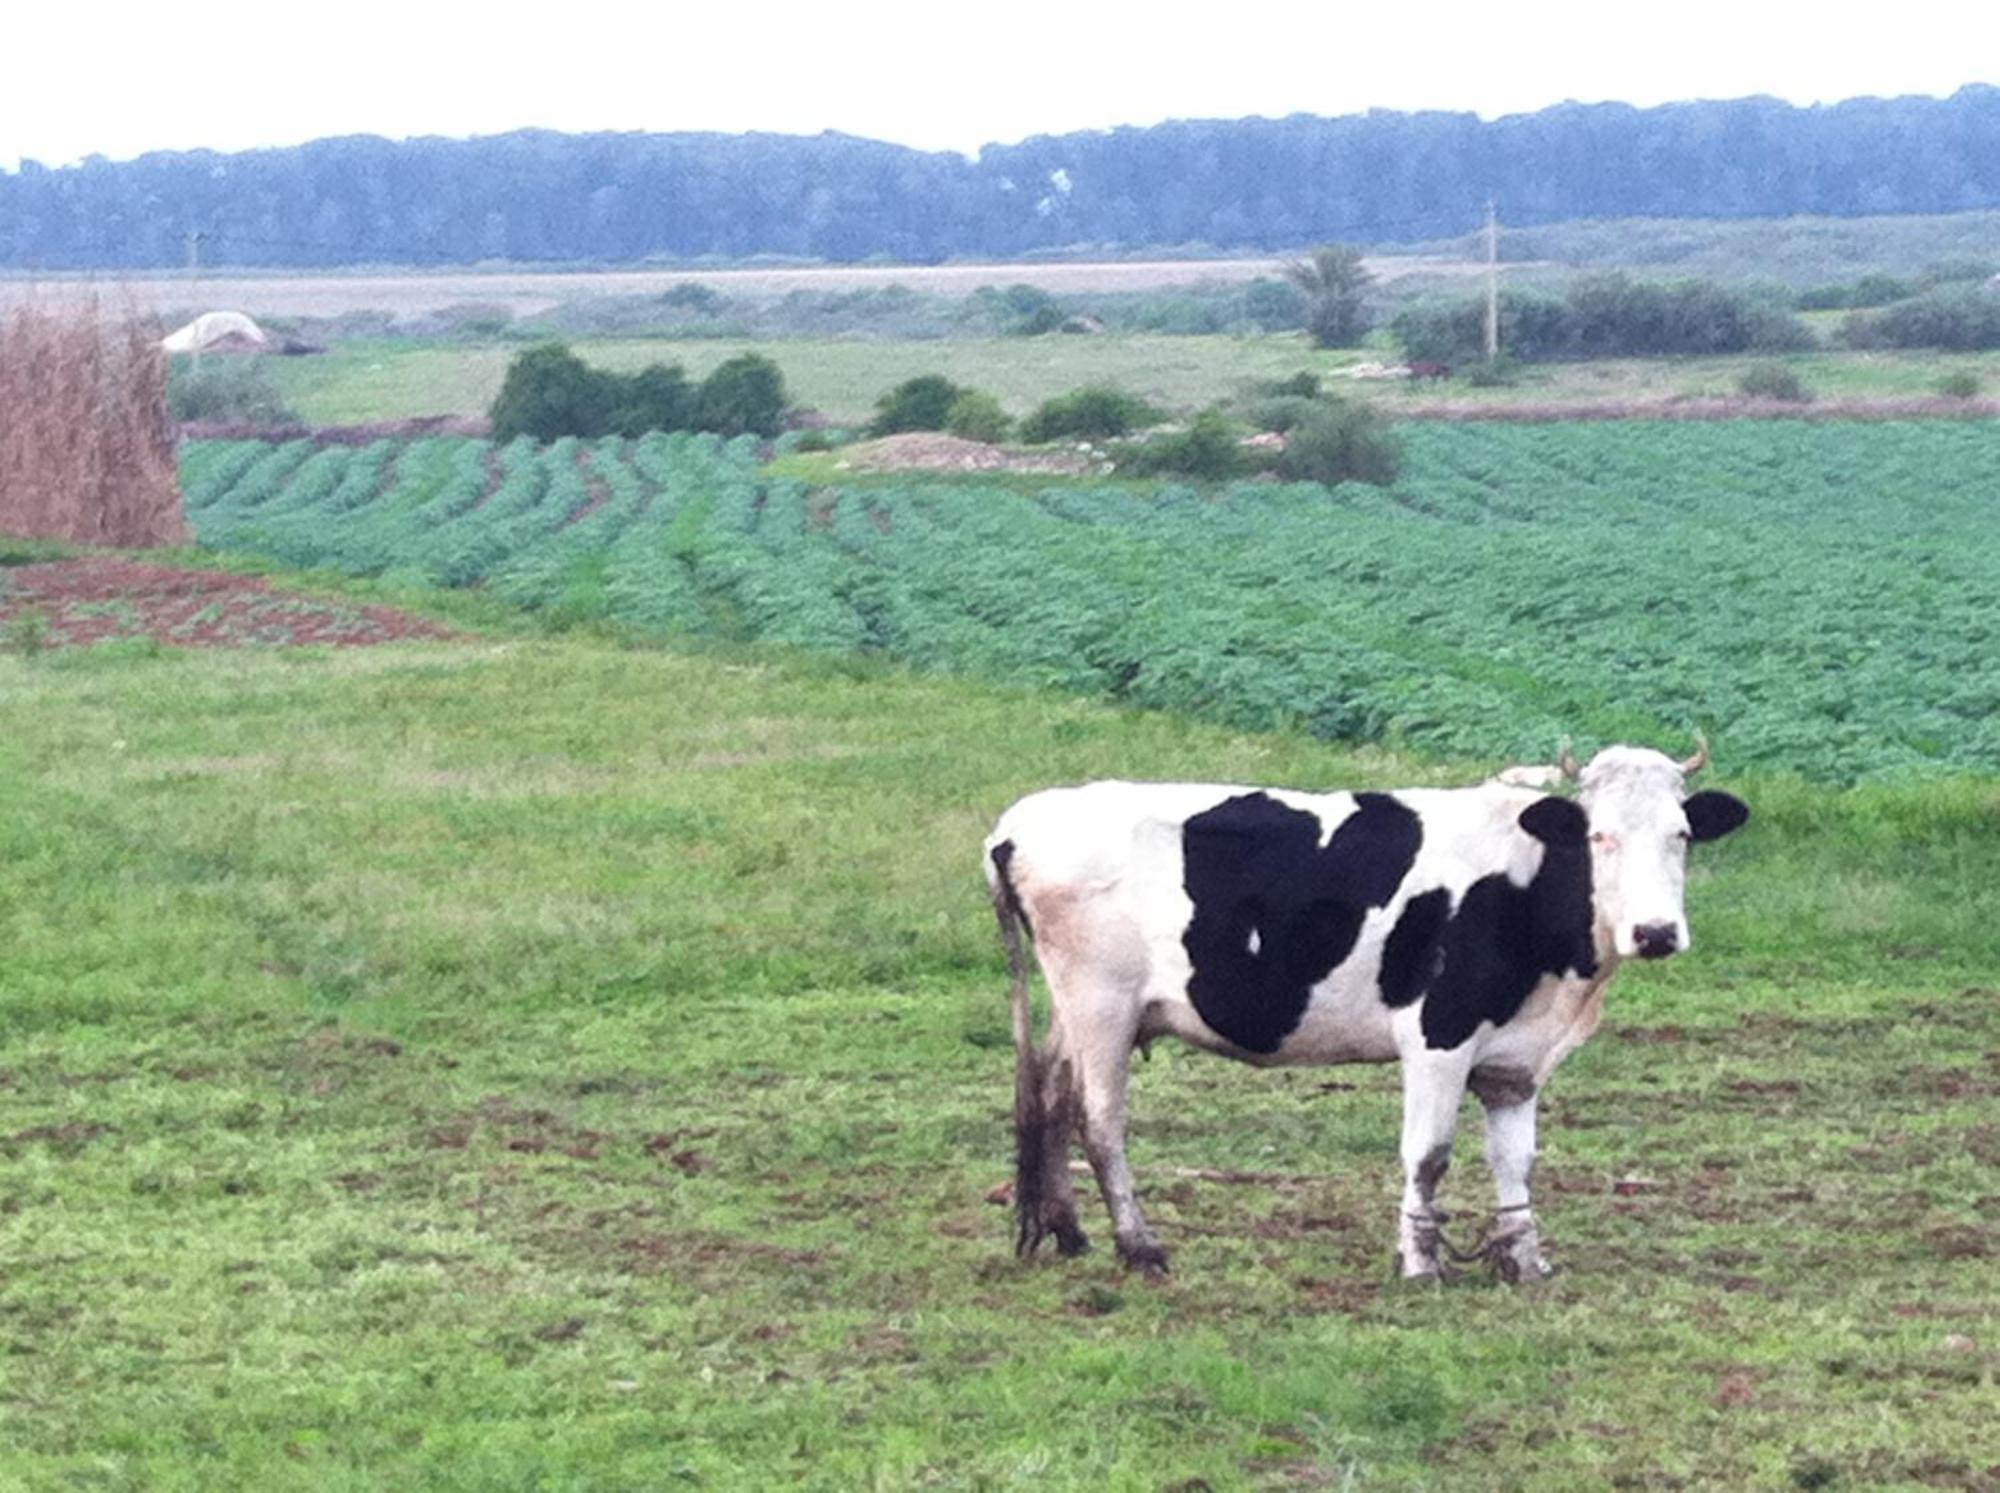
[161,311,269,354]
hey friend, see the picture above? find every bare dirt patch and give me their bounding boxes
[0,557,456,650]
[837,432,1107,475]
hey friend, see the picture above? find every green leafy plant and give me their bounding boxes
[869,375,967,436]
[1018,386,1160,443]
[944,391,1011,444]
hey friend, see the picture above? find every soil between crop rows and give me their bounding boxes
[0,557,456,650]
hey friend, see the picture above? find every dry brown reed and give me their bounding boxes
[0,294,187,547]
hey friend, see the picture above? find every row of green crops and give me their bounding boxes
[178,422,2000,779]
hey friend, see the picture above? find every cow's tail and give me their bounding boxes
[989,838,1054,1257]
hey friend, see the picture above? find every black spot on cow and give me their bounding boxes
[1412,796,1598,1051]
[1182,792,1422,1054]
[1380,889,1452,1008]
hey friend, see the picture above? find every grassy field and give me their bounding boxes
[3,595,1997,1488]
[266,334,2000,426]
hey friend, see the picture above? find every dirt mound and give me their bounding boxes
[0,557,457,650]
[837,433,1108,475]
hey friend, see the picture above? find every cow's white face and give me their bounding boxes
[1573,747,1749,960]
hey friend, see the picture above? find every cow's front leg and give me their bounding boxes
[1471,1065,1554,1283]
[1395,1050,1473,1279]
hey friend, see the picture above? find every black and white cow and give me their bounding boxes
[984,741,1749,1280]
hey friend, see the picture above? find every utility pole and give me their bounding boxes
[185,229,205,281]
[1484,200,1500,364]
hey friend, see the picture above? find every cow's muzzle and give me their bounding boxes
[1632,923,1681,960]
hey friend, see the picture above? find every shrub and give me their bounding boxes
[1018,385,1160,443]
[1459,355,1520,388]
[870,374,965,436]
[491,344,788,440]
[1112,409,1251,481]
[610,363,693,438]
[490,343,620,441]
[693,353,787,437]
[1240,278,1307,332]
[168,356,300,425]
[1275,399,1400,488]
[1737,362,1812,402]
[1257,371,1322,399]
[1840,287,2000,351]
[1243,395,1321,434]
[1936,370,1983,399]
[945,390,1011,443]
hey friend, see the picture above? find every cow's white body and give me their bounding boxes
[991,779,1595,1069]
[985,747,1748,1280]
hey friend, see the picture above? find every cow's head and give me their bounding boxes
[1520,737,1749,961]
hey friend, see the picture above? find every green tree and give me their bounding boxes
[1284,244,1374,348]
[870,375,966,436]
[489,344,618,442]
[694,354,788,437]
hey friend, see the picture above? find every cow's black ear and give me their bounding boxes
[1683,791,1750,843]
[1518,796,1588,848]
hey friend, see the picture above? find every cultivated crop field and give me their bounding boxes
[181,420,2000,779]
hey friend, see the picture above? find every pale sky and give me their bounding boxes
[5,0,1997,169]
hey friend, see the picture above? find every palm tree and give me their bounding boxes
[1284,244,1374,348]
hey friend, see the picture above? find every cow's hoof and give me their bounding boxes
[1053,1221,1091,1257]
[1487,1233,1556,1285]
[1393,1253,1450,1285]
[1116,1236,1171,1276]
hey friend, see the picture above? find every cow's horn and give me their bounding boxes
[1558,739,1581,780]
[1679,731,1710,777]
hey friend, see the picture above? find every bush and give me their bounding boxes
[489,344,618,441]
[491,344,788,440]
[1737,362,1812,402]
[610,363,692,438]
[945,390,1011,443]
[1392,276,1813,364]
[1796,275,1913,311]
[168,356,300,425]
[1243,395,1321,434]
[1841,287,2000,351]
[1018,385,1160,443]
[1275,400,1400,488]
[1112,409,1251,481]
[870,374,965,436]
[1459,355,1519,388]
[1257,371,1322,399]
[1936,370,1983,399]
[693,353,787,437]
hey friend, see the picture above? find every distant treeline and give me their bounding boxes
[8,87,2000,269]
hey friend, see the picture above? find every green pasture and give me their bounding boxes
[266,333,2000,426]
[3,604,1997,1488]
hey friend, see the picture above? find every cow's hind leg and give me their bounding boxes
[1069,1005,1166,1273]
[1395,1048,1474,1279]
[1015,1041,1089,1257]
[1471,1065,1554,1283]
[1014,1039,1088,1257]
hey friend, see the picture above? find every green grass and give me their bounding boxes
[3,597,1997,1488]
[269,333,2000,426]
